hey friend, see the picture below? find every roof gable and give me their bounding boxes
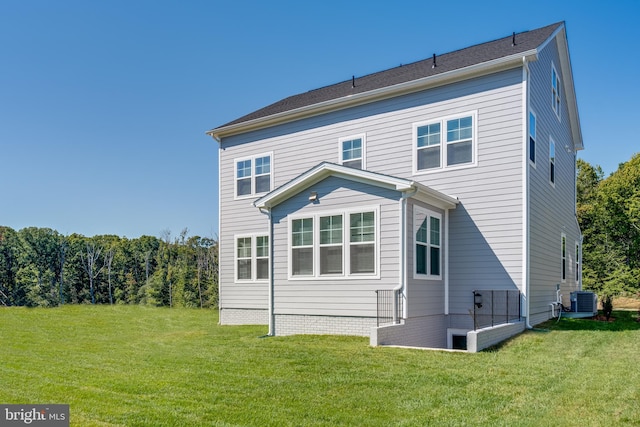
[253,162,458,210]
[209,22,564,140]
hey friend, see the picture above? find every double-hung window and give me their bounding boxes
[529,111,536,165]
[320,215,343,274]
[235,153,272,197]
[339,134,365,169]
[235,235,269,281]
[349,212,375,274]
[291,218,314,276]
[552,63,561,119]
[290,208,378,278]
[549,138,556,185]
[414,207,442,278]
[414,112,476,173]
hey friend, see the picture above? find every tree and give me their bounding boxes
[578,155,640,315]
[81,242,104,304]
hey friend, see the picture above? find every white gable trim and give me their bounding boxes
[253,162,458,210]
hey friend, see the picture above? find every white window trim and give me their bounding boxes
[413,111,478,175]
[413,206,443,280]
[338,133,366,169]
[529,110,537,168]
[234,151,274,200]
[549,137,556,187]
[234,233,270,283]
[551,62,561,121]
[287,206,380,280]
[561,233,567,283]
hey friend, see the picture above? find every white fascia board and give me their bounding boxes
[210,51,538,141]
[539,23,584,151]
[411,183,459,210]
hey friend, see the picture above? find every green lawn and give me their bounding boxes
[1,306,638,426]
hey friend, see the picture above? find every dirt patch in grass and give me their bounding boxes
[613,296,640,310]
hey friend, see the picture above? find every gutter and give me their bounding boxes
[208,51,539,141]
[522,55,534,329]
[259,207,275,336]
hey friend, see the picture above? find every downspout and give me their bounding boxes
[397,187,418,321]
[259,207,275,336]
[522,56,533,329]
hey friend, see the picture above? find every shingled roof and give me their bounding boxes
[210,22,564,137]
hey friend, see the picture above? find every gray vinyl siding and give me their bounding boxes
[219,67,526,321]
[527,38,581,324]
[270,176,400,317]
[405,199,446,318]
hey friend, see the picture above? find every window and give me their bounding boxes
[340,135,365,169]
[549,139,556,185]
[235,153,272,197]
[416,123,441,170]
[291,218,313,276]
[320,215,343,274]
[575,242,580,283]
[561,234,566,283]
[551,63,561,119]
[446,116,473,166]
[235,235,269,281]
[414,112,476,173]
[349,212,375,274]
[529,111,536,165]
[414,207,442,278]
[290,208,378,278]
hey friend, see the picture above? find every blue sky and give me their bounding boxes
[1,0,638,238]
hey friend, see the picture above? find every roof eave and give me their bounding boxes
[209,50,539,142]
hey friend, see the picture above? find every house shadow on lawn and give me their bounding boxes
[538,310,640,332]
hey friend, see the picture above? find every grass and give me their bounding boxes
[1,306,639,426]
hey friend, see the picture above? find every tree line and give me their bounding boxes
[0,227,218,308]
[578,153,640,312]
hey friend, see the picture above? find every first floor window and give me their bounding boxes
[350,212,375,274]
[292,218,314,276]
[320,215,343,274]
[290,208,377,278]
[415,207,442,278]
[236,237,252,280]
[236,235,269,281]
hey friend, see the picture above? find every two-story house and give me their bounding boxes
[207,22,583,351]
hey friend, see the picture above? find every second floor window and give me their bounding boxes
[552,63,561,119]
[340,135,365,169]
[529,111,536,165]
[414,112,476,173]
[235,153,272,197]
[549,139,556,185]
